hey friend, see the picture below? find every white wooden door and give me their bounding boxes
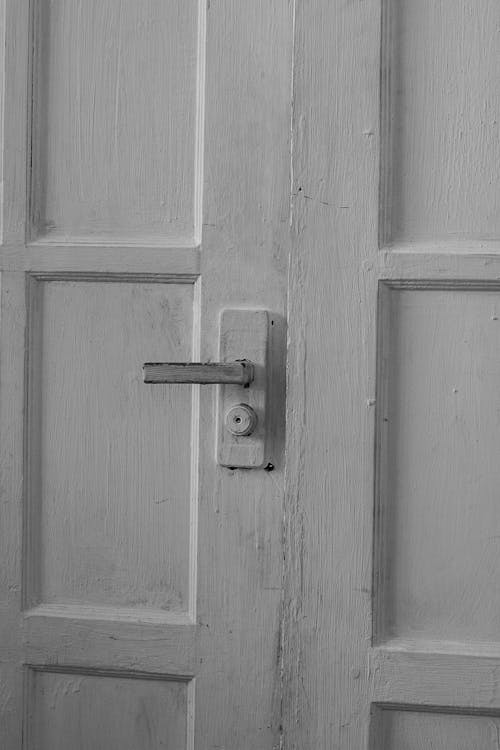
[2,1,499,748]
[0,2,290,748]
[284,1,500,748]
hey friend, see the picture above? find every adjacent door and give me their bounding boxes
[0,1,290,748]
[284,1,500,748]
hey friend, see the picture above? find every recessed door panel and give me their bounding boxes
[30,0,201,245]
[376,285,500,643]
[26,279,194,613]
[28,669,190,750]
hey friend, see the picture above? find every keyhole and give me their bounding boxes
[225,404,258,437]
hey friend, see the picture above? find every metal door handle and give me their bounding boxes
[143,359,254,386]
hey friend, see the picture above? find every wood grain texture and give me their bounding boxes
[285,2,500,748]
[30,0,201,245]
[382,0,500,245]
[374,708,500,750]
[0,2,291,748]
[0,275,27,749]
[194,1,290,746]
[24,606,196,676]
[27,669,189,750]
[26,279,194,612]
[283,0,380,747]
[371,645,500,708]
[375,286,500,643]
[0,0,30,243]
[3,0,500,744]
[0,246,201,275]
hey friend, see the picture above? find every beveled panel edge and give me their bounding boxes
[23,667,196,750]
[378,278,500,291]
[370,248,500,283]
[370,643,500,711]
[24,663,194,682]
[376,637,500,659]
[23,606,197,677]
[378,0,395,249]
[372,279,500,646]
[372,703,500,716]
[21,273,200,612]
[193,0,207,245]
[27,0,205,247]
[382,240,500,255]
[369,701,500,750]
[1,0,30,245]
[24,602,195,626]
[22,666,195,750]
[22,273,42,611]
[377,0,500,253]
[0,244,201,275]
[372,281,392,645]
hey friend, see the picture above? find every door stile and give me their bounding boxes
[0,273,27,748]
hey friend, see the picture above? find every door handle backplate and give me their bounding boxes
[143,308,269,468]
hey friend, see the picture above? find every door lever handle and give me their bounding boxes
[143,308,268,468]
[143,359,254,386]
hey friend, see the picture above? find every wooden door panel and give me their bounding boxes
[373,708,500,750]
[0,0,291,746]
[375,285,500,644]
[382,0,500,245]
[285,0,500,748]
[26,278,194,613]
[30,0,200,245]
[27,669,190,750]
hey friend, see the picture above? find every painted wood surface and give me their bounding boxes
[27,279,194,612]
[382,0,500,245]
[0,1,291,749]
[284,0,500,749]
[2,0,499,746]
[193,2,290,745]
[30,0,200,245]
[375,709,500,750]
[28,669,189,750]
[371,645,500,707]
[375,285,500,644]
[284,0,380,746]
[0,0,30,244]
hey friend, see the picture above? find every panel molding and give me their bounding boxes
[0,0,31,244]
[22,272,200,614]
[193,0,207,244]
[378,0,500,249]
[378,278,500,291]
[25,602,194,626]
[0,244,201,275]
[25,663,194,682]
[378,0,395,249]
[373,281,500,645]
[23,598,197,677]
[373,703,500,717]
[28,0,205,246]
[373,280,488,643]
[24,665,195,750]
[371,644,500,709]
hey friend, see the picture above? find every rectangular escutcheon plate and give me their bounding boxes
[217,309,268,468]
